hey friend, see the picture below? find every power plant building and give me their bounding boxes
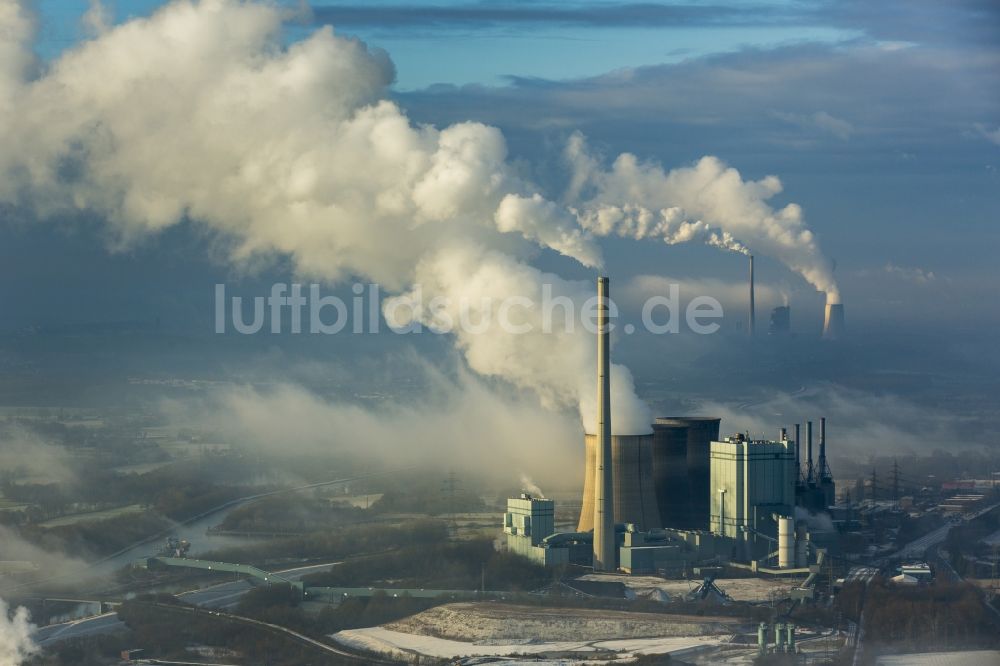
[709,434,796,558]
[503,495,567,566]
[769,306,790,335]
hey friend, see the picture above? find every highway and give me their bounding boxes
[33,561,338,647]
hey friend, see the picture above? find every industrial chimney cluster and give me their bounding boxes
[583,278,836,570]
[746,255,845,339]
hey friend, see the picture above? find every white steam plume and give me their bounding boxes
[520,474,545,498]
[0,0,650,433]
[0,598,37,666]
[0,0,34,110]
[161,362,585,482]
[564,133,840,303]
[385,243,652,432]
[0,0,835,434]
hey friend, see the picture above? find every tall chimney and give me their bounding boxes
[593,276,615,571]
[819,417,828,480]
[749,255,756,336]
[822,302,845,340]
[806,420,814,484]
[794,423,801,483]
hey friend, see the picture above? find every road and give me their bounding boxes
[880,501,1000,565]
[33,561,338,647]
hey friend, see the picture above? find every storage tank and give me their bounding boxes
[578,433,661,532]
[778,517,795,569]
[652,417,721,529]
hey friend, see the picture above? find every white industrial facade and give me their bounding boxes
[503,495,566,566]
[709,435,796,553]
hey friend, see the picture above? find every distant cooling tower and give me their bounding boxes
[579,433,661,532]
[651,417,721,530]
[822,303,845,340]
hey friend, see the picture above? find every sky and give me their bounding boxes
[4,0,995,333]
[1,0,999,454]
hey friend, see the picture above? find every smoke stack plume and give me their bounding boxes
[749,255,756,336]
[593,276,615,572]
[822,302,846,340]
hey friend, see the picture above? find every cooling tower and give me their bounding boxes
[650,421,688,528]
[822,303,845,340]
[578,433,661,533]
[593,276,615,571]
[651,416,721,530]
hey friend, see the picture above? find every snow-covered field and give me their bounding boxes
[383,602,739,641]
[332,626,723,663]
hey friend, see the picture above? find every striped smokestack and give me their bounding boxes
[593,276,615,571]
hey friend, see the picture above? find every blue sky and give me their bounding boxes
[34,1,863,89]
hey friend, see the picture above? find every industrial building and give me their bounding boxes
[709,433,797,560]
[769,305,790,335]
[503,494,567,566]
[521,277,836,574]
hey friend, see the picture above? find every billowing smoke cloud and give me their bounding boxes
[0,0,34,108]
[564,132,841,303]
[385,243,651,432]
[520,474,545,498]
[161,360,584,483]
[0,0,831,435]
[0,525,91,585]
[0,424,77,485]
[0,0,650,432]
[0,598,38,666]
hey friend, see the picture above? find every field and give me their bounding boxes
[333,626,723,662]
[333,601,739,662]
[384,602,740,641]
